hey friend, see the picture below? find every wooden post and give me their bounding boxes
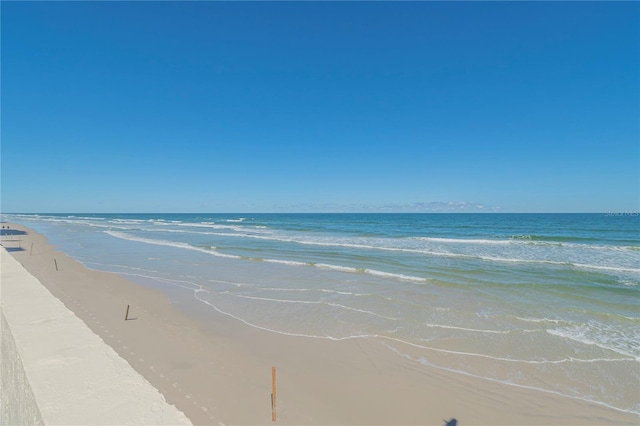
[30,242,33,256]
[125,304,130,321]
[54,259,58,271]
[271,366,277,421]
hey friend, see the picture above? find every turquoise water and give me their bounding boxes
[6,213,640,414]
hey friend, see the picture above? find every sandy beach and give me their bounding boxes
[2,222,637,425]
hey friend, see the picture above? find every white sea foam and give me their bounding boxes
[229,294,399,320]
[475,254,640,274]
[104,230,241,259]
[87,223,134,230]
[99,269,203,292]
[191,283,635,366]
[315,263,359,273]
[413,237,514,245]
[262,258,308,267]
[424,323,510,334]
[66,212,637,277]
[150,220,175,226]
[571,263,640,274]
[175,222,249,233]
[515,317,564,324]
[364,268,427,282]
[129,228,639,275]
[247,286,370,297]
[111,219,147,224]
[193,288,638,370]
[193,290,374,341]
[226,218,246,222]
[378,335,635,364]
[294,262,428,283]
[381,342,640,416]
[104,231,434,283]
[547,325,640,360]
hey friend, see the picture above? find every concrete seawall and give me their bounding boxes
[0,249,191,425]
[1,310,44,425]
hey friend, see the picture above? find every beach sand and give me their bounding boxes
[2,223,637,425]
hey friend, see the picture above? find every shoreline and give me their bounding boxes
[3,222,638,425]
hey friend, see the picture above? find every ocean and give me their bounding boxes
[5,213,639,414]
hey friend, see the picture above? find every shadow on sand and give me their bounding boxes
[3,246,26,253]
[1,228,28,252]
[1,228,27,236]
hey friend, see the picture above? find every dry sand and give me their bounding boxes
[2,223,637,425]
[1,237,191,425]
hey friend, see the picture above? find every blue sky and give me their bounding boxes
[2,2,638,213]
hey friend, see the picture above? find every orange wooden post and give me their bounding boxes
[271,367,277,421]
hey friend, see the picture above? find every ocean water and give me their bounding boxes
[5,213,640,414]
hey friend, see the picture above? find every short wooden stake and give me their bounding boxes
[125,304,130,321]
[271,366,277,422]
[54,259,58,271]
[30,242,33,256]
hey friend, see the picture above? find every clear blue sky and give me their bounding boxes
[2,1,638,213]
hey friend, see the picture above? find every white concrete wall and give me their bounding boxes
[1,250,191,425]
[1,311,45,426]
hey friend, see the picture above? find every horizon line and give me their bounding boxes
[3,211,638,215]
